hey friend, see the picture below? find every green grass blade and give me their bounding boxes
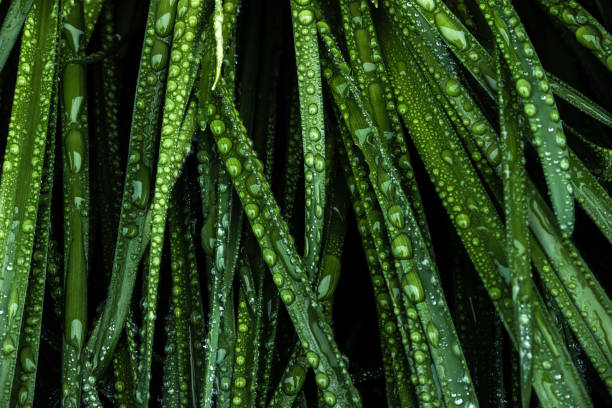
[84,0,173,377]
[496,49,533,408]
[289,0,326,280]
[342,166,416,408]
[0,0,58,403]
[569,150,612,246]
[536,0,612,73]
[137,97,198,405]
[83,0,104,43]
[319,19,479,408]
[335,116,433,406]
[380,20,592,407]
[476,0,574,234]
[548,73,612,129]
[60,2,91,405]
[211,79,362,407]
[0,0,34,72]
[113,336,138,408]
[10,120,55,408]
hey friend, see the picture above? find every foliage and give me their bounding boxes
[0,0,611,407]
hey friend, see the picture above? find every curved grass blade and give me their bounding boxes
[230,261,264,408]
[394,0,609,134]
[0,0,58,403]
[396,1,576,234]
[172,183,207,408]
[442,63,612,399]
[476,0,574,234]
[529,237,612,397]
[268,173,346,408]
[334,114,439,407]
[536,0,612,73]
[200,147,242,408]
[337,0,433,253]
[319,19,479,408]
[527,183,612,396]
[496,49,533,408]
[211,78,362,407]
[380,20,592,408]
[0,0,34,72]
[569,150,612,246]
[257,92,301,408]
[385,4,612,395]
[162,309,181,408]
[289,0,326,280]
[566,124,612,182]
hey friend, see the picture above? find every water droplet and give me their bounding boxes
[445,79,461,97]
[315,372,330,389]
[575,25,602,51]
[415,0,436,12]
[246,174,263,197]
[306,351,319,369]
[225,157,242,177]
[20,346,36,373]
[387,205,405,229]
[282,365,306,395]
[280,289,295,304]
[210,119,226,136]
[132,166,151,209]
[515,78,531,98]
[426,322,439,348]
[298,9,314,25]
[263,248,277,267]
[455,213,470,229]
[150,39,169,71]
[323,391,336,406]
[217,137,232,154]
[391,234,413,259]
[309,127,321,141]
[317,255,340,300]
[401,269,424,303]
[435,13,468,50]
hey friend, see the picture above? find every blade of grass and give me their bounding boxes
[536,0,612,73]
[319,17,480,408]
[84,0,174,378]
[0,0,34,72]
[10,117,55,408]
[380,19,592,407]
[496,48,533,408]
[60,1,91,405]
[211,78,362,407]
[0,0,58,403]
[289,0,326,281]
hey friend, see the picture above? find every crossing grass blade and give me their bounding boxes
[380,18,592,407]
[211,78,362,407]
